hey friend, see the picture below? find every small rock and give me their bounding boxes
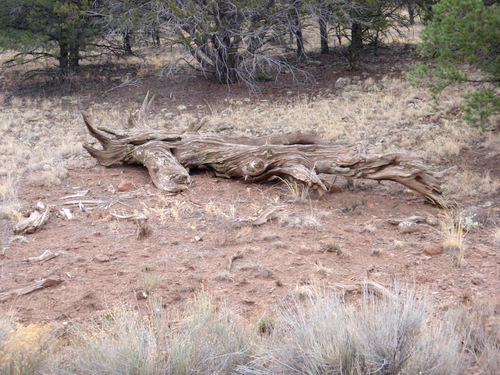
[335,77,349,88]
[471,277,483,286]
[136,290,148,299]
[371,249,381,256]
[94,254,110,263]
[424,244,443,255]
[461,206,489,230]
[117,180,134,192]
[398,221,425,234]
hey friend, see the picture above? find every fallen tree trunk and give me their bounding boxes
[82,108,448,207]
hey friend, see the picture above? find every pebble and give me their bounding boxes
[424,244,443,255]
[117,180,134,191]
[94,254,110,263]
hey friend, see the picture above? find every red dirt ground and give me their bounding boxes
[1,46,499,328]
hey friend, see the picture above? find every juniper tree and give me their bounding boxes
[409,0,500,128]
[0,0,97,72]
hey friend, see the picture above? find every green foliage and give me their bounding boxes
[410,0,500,128]
[0,0,97,71]
[463,89,500,129]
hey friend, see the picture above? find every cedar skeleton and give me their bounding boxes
[83,94,448,208]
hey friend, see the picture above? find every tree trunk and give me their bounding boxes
[351,22,363,51]
[151,27,160,47]
[82,114,449,208]
[290,1,305,60]
[319,4,329,54]
[348,22,363,70]
[213,36,240,84]
[58,40,69,72]
[124,30,133,55]
[69,43,79,70]
[408,4,415,25]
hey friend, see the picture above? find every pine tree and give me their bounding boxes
[0,0,97,72]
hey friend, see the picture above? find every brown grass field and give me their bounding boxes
[0,25,499,374]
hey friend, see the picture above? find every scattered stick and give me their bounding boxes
[387,215,438,226]
[330,280,396,300]
[0,276,63,302]
[59,208,73,220]
[60,200,107,207]
[111,213,148,220]
[23,249,61,264]
[59,190,89,200]
[236,206,285,226]
[14,204,50,235]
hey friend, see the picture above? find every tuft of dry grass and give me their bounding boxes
[440,211,467,268]
[0,320,57,375]
[252,284,467,375]
[54,294,254,375]
[279,178,311,203]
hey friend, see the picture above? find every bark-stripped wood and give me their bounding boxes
[0,276,62,302]
[82,100,448,207]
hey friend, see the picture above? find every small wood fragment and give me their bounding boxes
[59,190,89,200]
[237,206,284,226]
[23,249,61,263]
[330,280,396,300]
[0,276,63,302]
[60,208,73,220]
[388,215,438,226]
[13,206,50,235]
[60,200,107,206]
[111,213,148,220]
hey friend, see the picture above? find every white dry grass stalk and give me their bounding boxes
[278,178,311,204]
[440,212,467,268]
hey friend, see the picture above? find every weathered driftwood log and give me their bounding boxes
[82,108,448,207]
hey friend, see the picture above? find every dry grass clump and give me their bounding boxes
[3,288,499,374]
[0,176,21,220]
[249,285,467,375]
[55,294,254,375]
[58,306,162,375]
[440,211,467,268]
[166,294,253,374]
[0,320,57,375]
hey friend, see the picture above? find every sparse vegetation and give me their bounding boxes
[410,0,500,128]
[3,288,499,375]
[0,320,57,375]
[0,5,499,375]
[440,211,467,268]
